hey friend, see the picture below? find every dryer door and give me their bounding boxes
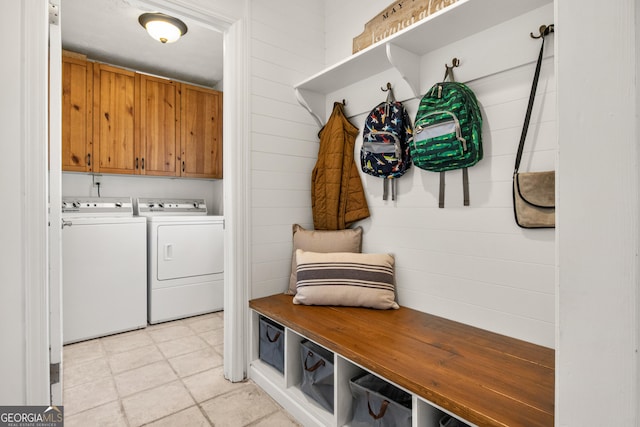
[156,221,224,281]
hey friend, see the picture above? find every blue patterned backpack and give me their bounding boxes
[360,86,413,201]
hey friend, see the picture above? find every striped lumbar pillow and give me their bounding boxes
[293,250,399,310]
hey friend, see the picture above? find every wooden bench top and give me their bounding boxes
[250,294,554,427]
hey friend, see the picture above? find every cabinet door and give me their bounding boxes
[180,85,223,179]
[93,64,138,174]
[139,75,180,176]
[61,55,93,172]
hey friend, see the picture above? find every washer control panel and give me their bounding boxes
[62,197,134,217]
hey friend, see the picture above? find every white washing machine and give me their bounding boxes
[62,197,147,344]
[136,198,224,324]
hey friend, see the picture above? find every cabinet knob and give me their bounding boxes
[87,153,91,167]
[135,157,139,169]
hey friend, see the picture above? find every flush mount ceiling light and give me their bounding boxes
[138,12,188,44]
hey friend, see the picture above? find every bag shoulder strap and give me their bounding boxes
[438,59,470,208]
[514,25,553,174]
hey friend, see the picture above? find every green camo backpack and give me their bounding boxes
[411,81,483,207]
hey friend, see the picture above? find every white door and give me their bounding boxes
[49,0,63,404]
[156,222,225,282]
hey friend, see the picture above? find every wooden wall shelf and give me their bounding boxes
[294,0,552,126]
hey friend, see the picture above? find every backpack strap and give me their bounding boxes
[382,179,397,201]
[439,60,470,208]
[439,172,446,208]
[462,168,470,206]
[439,169,470,207]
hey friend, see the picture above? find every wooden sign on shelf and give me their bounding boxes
[352,0,458,54]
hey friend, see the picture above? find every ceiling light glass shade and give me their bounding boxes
[138,13,188,44]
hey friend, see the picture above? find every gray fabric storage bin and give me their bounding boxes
[349,373,412,427]
[299,340,334,413]
[258,316,284,374]
[440,414,470,427]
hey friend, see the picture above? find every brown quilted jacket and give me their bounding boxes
[312,102,370,230]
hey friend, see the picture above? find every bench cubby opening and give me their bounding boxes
[251,310,335,426]
[289,331,335,420]
[252,314,285,385]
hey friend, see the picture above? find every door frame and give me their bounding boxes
[49,0,63,404]
[23,0,51,404]
[37,0,250,402]
[132,0,251,383]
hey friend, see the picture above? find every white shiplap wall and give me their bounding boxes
[327,4,556,348]
[249,0,325,298]
[324,0,394,65]
[249,0,556,348]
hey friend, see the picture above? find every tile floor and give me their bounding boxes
[63,311,300,426]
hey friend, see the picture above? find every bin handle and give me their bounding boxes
[304,351,325,372]
[367,392,390,420]
[266,326,281,343]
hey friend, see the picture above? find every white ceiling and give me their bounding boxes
[60,0,224,88]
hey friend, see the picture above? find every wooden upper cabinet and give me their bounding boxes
[93,64,138,174]
[139,75,180,176]
[180,85,223,179]
[62,52,223,179]
[61,53,93,172]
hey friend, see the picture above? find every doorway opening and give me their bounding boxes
[49,0,249,404]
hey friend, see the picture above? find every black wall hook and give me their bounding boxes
[443,57,460,82]
[381,82,396,102]
[531,24,554,39]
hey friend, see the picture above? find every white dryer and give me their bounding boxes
[62,197,147,344]
[136,198,224,324]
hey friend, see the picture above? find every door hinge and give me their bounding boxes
[50,363,60,385]
[49,3,59,26]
